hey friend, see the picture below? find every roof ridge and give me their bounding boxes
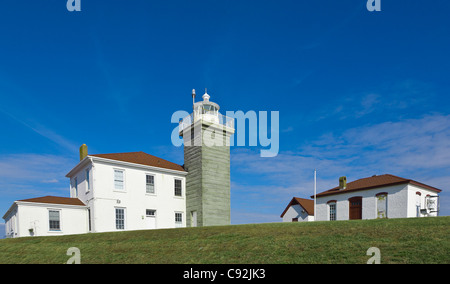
[294,197,313,201]
[92,151,173,163]
[313,173,441,198]
[346,174,407,184]
[89,151,186,172]
[280,197,315,217]
[92,151,145,155]
[383,173,408,180]
[17,196,85,206]
[19,195,79,200]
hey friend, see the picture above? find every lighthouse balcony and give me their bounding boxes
[179,112,235,135]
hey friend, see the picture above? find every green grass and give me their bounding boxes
[1,217,449,264]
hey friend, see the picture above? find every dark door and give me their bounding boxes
[349,197,362,220]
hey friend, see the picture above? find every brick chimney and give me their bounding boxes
[339,176,347,190]
[79,144,88,161]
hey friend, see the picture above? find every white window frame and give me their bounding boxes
[174,179,183,197]
[175,212,183,227]
[48,209,62,232]
[86,168,91,193]
[146,174,156,195]
[115,207,126,230]
[146,209,156,217]
[328,202,337,221]
[74,177,78,197]
[114,169,126,192]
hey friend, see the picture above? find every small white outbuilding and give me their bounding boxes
[281,174,442,222]
[280,197,314,222]
[2,196,88,238]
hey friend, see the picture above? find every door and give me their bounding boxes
[191,211,197,227]
[349,197,362,220]
[146,209,156,229]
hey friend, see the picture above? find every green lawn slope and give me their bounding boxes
[0,217,449,264]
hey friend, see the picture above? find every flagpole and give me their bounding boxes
[192,89,196,109]
[314,169,317,221]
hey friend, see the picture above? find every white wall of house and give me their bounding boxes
[3,207,17,238]
[315,183,440,221]
[407,184,439,217]
[67,156,187,233]
[3,202,88,238]
[315,184,408,221]
[282,204,313,222]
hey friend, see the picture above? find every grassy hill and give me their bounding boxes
[0,217,449,264]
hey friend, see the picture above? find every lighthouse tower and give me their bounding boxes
[179,89,235,227]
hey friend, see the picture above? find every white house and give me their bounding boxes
[282,174,442,222]
[66,150,188,233]
[2,196,88,238]
[3,90,235,238]
[2,150,188,238]
[280,197,314,222]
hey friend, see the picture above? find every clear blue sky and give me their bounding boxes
[1,1,449,231]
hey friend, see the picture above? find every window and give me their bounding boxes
[86,168,90,191]
[114,170,124,191]
[49,210,61,231]
[146,175,155,194]
[174,179,182,197]
[74,177,78,197]
[376,193,388,219]
[146,209,156,217]
[328,202,336,221]
[416,192,422,217]
[175,212,183,227]
[115,208,125,230]
[425,195,438,213]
